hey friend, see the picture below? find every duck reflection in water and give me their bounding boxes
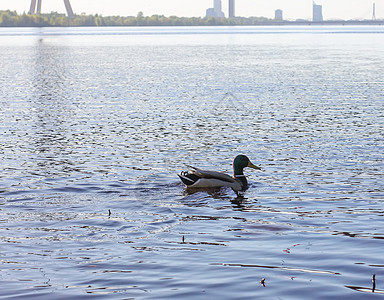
[181,185,248,207]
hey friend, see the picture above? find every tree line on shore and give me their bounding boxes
[0,10,273,27]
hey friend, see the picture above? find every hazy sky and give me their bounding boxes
[1,0,382,20]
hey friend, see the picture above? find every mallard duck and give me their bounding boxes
[178,155,261,192]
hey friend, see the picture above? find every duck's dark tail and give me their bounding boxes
[178,172,200,186]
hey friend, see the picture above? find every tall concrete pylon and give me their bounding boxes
[29,0,37,14]
[29,0,75,17]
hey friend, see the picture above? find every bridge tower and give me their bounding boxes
[372,2,376,20]
[29,0,74,17]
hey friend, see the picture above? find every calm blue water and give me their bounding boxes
[1,26,384,299]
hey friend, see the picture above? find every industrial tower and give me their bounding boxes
[229,0,235,18]
[29,0,74,17]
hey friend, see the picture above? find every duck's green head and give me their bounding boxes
[233,155,261,174]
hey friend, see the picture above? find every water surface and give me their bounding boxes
[1,26,384,299]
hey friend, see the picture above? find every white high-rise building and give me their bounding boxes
[275,9,283,21]
[313,2,323,22]
[206,0,225,18]
[214,0,222,13]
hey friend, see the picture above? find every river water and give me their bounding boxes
[0,26,384,299]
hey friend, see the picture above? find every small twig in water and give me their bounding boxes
[260,278,266,287]
[182,235,185,243]
[372,274,376,293]
[108,209,112,216]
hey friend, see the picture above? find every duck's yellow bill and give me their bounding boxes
[248,161,261,170]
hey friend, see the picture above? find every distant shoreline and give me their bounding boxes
[0,10,383,27]
[266,20,384,26]
[1,21,383,28]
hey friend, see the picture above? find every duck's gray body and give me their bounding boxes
[178,155,261,192]
[178,166,244,191]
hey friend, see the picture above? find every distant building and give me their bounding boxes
[229,0,235,18]
[313,2,323,22]
[214,0,223,14]
[275,9,283,21]
[206,0,225,18]
[206,8,216,18]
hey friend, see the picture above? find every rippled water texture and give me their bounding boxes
[1,26,384,299]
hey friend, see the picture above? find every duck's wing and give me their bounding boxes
[188,166,236,183]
